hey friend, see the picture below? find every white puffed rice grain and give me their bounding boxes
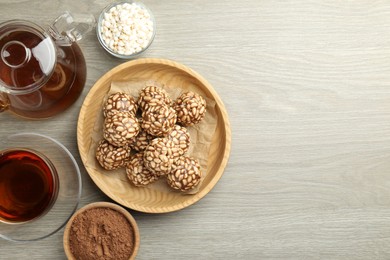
[100,2,154,56]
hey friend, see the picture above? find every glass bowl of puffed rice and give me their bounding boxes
[97,1,156,59]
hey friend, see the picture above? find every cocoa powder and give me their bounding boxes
[68,207,134,260]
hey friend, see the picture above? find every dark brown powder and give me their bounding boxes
[68,207,134,260]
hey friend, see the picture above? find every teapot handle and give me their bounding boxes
[0,92,9,113]
[48,11,96,46]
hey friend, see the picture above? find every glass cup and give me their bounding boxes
[0,133,81,242]
[0,148,59,224]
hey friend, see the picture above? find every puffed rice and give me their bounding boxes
[103,112,140,147]
[100,2,154,55]
[126,153,159,186]
[96,139,131,170]
[167,156,202,191]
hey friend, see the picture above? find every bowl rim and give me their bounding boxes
[77,58,232,213]
[96,0,156,59]
[0,132,82,242]
[63,201,140,260]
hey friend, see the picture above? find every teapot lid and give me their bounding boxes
[0,20,56,94]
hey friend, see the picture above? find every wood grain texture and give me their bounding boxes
[2,0,390,259]
[77,58,231,213]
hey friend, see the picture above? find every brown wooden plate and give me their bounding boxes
[77,58,231,213]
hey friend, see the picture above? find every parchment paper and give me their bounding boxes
[87,80,217,194]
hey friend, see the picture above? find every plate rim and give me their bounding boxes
[77,58,231,213]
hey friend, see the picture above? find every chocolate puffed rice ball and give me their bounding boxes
[126,153,159,187]
[167,156,202,192]
[129,128,154,152]
[96,139,131,170]
[103,92,138,117]
[143,138,182,176]
[103,112,140,147]
[174,91,206,126]
[142,104,177,137]
[168,125,190,154]
[138,85,172,112]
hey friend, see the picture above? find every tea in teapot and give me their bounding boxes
[0,12,95,119]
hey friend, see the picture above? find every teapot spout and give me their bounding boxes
[48,12,96,46]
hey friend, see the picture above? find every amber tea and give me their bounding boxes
[0,149,58,223]
[0,29,86,118]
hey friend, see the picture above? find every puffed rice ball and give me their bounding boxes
[143,138,182,176]
[126,153,159,186]
[103,92,138,117]
[142,104,177,137]
[168,125,190,154]
[96,139,131,170]
[129,128,154,152]
[103,112,140,147]
[167,156,202,191]
[138,85,172,111]
[174,91,206,126]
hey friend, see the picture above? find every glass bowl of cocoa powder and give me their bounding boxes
[63,202,140,260]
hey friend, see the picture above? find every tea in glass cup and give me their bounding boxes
[0,148,59,224]
[0,133,81,242]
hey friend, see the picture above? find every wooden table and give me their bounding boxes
[2,0,390,259]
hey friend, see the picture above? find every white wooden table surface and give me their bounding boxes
[2,0,390,259]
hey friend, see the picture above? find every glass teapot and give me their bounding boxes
[0,12,95,119]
